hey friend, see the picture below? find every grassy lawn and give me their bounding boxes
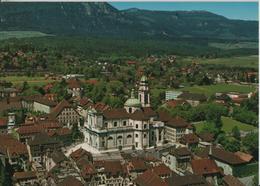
[1,76,57,86]
[0,31,52,40]
[209,42,258,50]
[194,116,257,133]
[179,83,256,97]
[197,55,258,69]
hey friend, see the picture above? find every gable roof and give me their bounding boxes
[197,132,215,142]
[170,147,191,157]
[180,133,199,145]
[57,176,83,186]
[191,159,221,176]
[134,169,168,186]
[165,117,189,128]
[130,109,150,121]
[0,134,28,157]
[51,100,78,118]
[13,171,37,180]
[223,175,245,186]
[49,151,68,164]
[28,132,60,146]
[103,108,129,119]
[197,147,247,165]
[166,174,210,186]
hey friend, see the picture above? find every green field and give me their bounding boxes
[209,42,258,50]
[179,83,256,97]
[0,76,56,86]
[0,31,52,40]
[194,116,257,133]
[198,55,258,69]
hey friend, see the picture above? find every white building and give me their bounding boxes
[84,76,164,151]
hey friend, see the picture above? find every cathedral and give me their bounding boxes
[84,75,165,150]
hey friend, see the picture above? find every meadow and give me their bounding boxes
[194,116,257,133]
[0,76,56,86]
[179,83,256,97]
[0,31,51,40]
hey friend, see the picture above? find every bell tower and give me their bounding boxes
[138,75,150,107]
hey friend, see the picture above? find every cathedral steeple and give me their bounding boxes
[138,75,150,107]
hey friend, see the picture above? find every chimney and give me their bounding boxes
[209,144,212,156]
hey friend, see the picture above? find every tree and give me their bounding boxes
[242,132,258,160]
[232,126,241,140]
[253,174,259,186]
[224,139,240,152]
[71,124,82,142]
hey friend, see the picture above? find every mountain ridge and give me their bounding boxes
[0,2,257,40]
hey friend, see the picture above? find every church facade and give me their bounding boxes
[84,76,164,150]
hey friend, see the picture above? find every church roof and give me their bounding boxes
[124,89,141,107]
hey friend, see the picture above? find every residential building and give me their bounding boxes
[48,100,80,127]
[13,171,38,186]
[164,117,193,143]
[191,159,221,185]
[165,90,182,101]
[27,133,62,165]
[0,134,29,171]
[0,117,7,134]
[162,147,191,175]
[177,91,207,106]
[67,78,83,98]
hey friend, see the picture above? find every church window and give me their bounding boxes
[144,124,147,129]
[135,134,138,138]
[114,122,117,127]
[123,121,127,126]
[144,134,147,138]
[129,107,132,113]
[136,124,138,129]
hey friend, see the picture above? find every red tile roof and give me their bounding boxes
[103,108,129,119]
[128,158,147,172]
[93,102,110,112]
[223,175,245,186]
[197,132,215,142]
[86,79,98,85]
[67,79,81,89]
[152,164,172,177]
[234,151,253,163]
[134,169,168,186]
[57,176,83,186]
[166,116,189,128]
[165,100,187,108]
[191,159,221,176]
[197,147,246,165]
[180,133,199,145]
[70,148,93,162]
[0,134,28,157]
[0,118,7,127]
[13,171,37,180]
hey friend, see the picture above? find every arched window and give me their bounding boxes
[114,122,117,127]
[117,136,123,139]
[129,107,132,113]
[136,124,138,129]
[108,136,113,140]
[127,135,132,138]
[144,124,147,129]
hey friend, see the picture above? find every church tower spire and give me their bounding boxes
[138,75,150,107]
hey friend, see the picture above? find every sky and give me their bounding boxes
[110,2,258,21]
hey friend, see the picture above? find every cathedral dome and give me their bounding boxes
[124,89,141,107]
